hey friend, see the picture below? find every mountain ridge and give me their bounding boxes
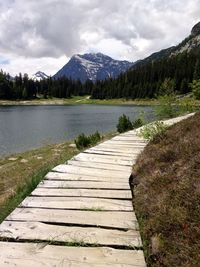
[53,53,134,82]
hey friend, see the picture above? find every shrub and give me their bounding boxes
[138,121,168,141]
[74,133,90,149]
[178,97,196,114]
[89,131,101,145]
[191,79,200,99]
[132,118,144,129]
[155,94,178,119]
[75,131,101,149]
[116,114,133,133]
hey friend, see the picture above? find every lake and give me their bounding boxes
[0,105,155,157]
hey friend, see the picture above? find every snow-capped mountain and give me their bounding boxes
[31,71,49,80]
[53,53,134,82]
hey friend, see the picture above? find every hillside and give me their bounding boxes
[91,21,200,99]
[132,113,200,267]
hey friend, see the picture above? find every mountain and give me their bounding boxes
[31,71,49,80]
[91,21,200,100]
[53,53,134,82]
[134,21,200,67]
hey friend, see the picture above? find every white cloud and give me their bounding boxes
[0,0,199,76]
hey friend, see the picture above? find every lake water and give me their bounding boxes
[0,105,155,157]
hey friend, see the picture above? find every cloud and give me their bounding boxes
[0,0,199,75]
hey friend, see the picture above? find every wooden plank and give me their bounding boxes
[0,221,142,247]
[88,147,142,153]
[85,149,135,157]
[20,196,133,211]
[38,180,130,190]
[52,164,129,178]
[45,171,130,183]
[112,137,146,141]
[6,208,137,230]
[84,149,135,157]
[0,242,146,267]
[31,188,132,199]
[101,142,146,148]
[95,145,144,152]
[74,153,135,165]
[67,160,132,171]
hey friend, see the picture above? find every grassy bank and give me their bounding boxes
[132,112,200,267]
[0,96,159,106]
[0,130,116,223]
[0,142,78,223]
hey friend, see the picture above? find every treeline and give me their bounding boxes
[0,72,93,100]
[0,48,200,100]
[91,48,200,99]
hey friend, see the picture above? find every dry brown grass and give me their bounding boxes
[0,142,78,222]
[132,112,200,267]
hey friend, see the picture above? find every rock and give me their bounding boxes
[20,159,28,163]
[8,157,18,161]
[69,144,76,148]
[191,21,200,36]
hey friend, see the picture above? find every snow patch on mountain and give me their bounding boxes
[31,71,49,80]
[53,53,134,82]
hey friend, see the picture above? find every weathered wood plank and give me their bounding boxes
[45,171,129,183]
[0,242,146,267]
[74,153,135,165]
[31,188,132,199]
[67,160,132,171]
[84,149,134,157]
[20,196,133,211]
[6,208,137,230]
[52,164,129,178]
[96,144,144,151]
[92,146,144,153]
[85,149,135,157]
[0,221,142,247]
[38,180,130,190]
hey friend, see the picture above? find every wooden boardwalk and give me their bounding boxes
[0,113,193,266]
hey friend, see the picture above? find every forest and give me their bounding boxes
[0,48,200,100]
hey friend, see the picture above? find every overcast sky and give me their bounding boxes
[0,0,199,76]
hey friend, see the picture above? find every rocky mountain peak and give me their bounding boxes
[53,53,134,82]
[191,21,200,36]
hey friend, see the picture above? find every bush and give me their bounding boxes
[178,97,196,114]
[132,118,143,129]
[89,131,101,145]
[138,121,168,141]
[155,94,178,119]
[191,79,200,99]
[75,131,101,149]
[116,114,133,133]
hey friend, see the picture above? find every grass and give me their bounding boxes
[1,95,200,107]
[0,96,159,106]
[132,112,200,267]
[0,142,78,223]
[0,130,116,223]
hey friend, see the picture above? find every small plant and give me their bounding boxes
[74,131,101,150]
[191,79,200,99]
[178,97,196,114]
[132,118,143,129]
[116,114,133,133]
[155,94,178,119]
[138,121,168,141]
[89,131,101,145]
[74,133,90,149]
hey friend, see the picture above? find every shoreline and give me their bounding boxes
[0,97,159,106]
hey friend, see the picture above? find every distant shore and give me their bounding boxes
[0,96,158,106]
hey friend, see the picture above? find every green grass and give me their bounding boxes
[0,96,159,106]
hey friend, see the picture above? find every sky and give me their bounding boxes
[0,0,199,77]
